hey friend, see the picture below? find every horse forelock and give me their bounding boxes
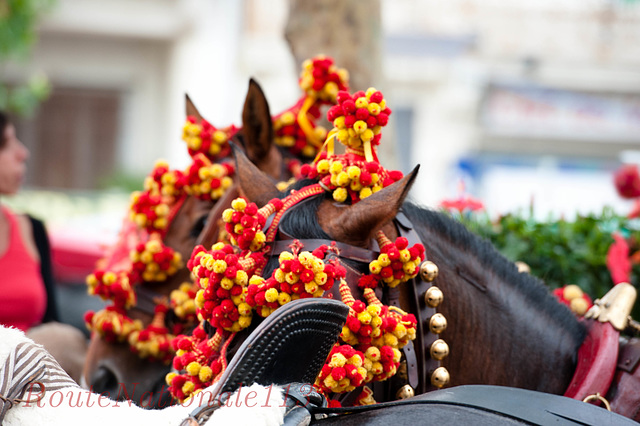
[401,201,586,347]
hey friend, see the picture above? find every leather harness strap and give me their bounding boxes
[270,212,442,400]
[393,213,441,395]
[564,319,620,401]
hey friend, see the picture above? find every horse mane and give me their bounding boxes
[401,200,586,344]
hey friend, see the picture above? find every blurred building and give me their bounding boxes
[10,0,640,218]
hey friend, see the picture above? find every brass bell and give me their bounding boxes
[431,367,450,388]
[419,261,439,282]
[396,384,415,399]
[424,286,444,308]
[430,339,449,360]
[429,313,447,334]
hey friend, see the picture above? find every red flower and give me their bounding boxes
[614,164,640,199]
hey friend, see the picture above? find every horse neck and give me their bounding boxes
[403,205,585,394]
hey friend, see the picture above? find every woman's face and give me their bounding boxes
[0,124,29,195]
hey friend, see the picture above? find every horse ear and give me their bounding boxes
[185,94,204,121]
[320,166,420,247]
[241,78,274,163]
[230,141,280,206]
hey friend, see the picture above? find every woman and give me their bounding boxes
[0,111,59,330]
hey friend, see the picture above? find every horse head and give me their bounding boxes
[231,144,587,399]
[82,79,301,408]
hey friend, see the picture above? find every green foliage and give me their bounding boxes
[0,0,55,116]
[448,208,640,303]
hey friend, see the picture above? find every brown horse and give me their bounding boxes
[233,146,586,401]
[81,79,295,408]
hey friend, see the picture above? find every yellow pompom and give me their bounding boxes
[199,365,213,382]
[330,161,343,174]
[278,292,291,305]
[222,209,234,222]
[333,188,348,203]
[355,97,369,109]
[353,120,367,134]
[186,361,201,376]
[329,353,347,368]
[316,160,330,174]
[231,198,247,211]
[166,372,177,386]
[265,288,279,303]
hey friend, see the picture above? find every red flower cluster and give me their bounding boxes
[614,164,640,199]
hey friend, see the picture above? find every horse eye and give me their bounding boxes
[190,214,208,239]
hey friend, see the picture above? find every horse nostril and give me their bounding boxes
[91,366,119,395]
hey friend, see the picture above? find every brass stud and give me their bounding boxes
[429,313,448,334]
[420,261,439,282]
[396,384,415,400]
[424,286,444,308]
[430,339,449,360]
[431,367,450,388]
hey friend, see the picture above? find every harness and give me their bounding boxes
[262,189,448,403]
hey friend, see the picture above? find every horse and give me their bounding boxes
[3,296,635,425]
[226,143,640,421]
[82,78,300,408]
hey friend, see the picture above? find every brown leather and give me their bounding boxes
[394,214,440,395]
[608,338,640,421]
[617,337,640,373]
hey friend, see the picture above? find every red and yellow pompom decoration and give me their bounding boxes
[86,270,136,309]
[183,154,235,201]
[358,231,426,289]
[83,306,143,343]
[129,160,186,234]
[188,243,254,333]
[246,245,346,317]
[552,284,593,316]
[167,324,224,402]
[273,56,350,158]
[299,56,349,104]
[327,88,390,153]
[315,344,367,394]
[364,288,417,350]
[128,304,175,363]
[337,281,411,383]
[130,234,183,283]
[170,282,200,323]
[182,116,238,161]
[221,197,284,251]
[273,107,327,158]
[300,88,404,203]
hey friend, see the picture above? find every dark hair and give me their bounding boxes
[0,111,9,150]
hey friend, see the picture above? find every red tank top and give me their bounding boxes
[0,206,47,331]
